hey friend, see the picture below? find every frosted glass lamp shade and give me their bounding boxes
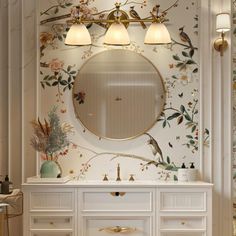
[216,13,230,32]
[144,22,171,45]
[104,22,130,45]
[65,23,91,46]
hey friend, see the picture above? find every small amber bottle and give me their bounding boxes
[2,175,12,194]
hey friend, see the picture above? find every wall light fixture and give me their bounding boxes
[213,13,231,56]
[64,2,172,46]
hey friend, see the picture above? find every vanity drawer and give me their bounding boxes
[160,216,206,230]
[81,189,153,212]
[31,231,72,236]
[160,190,206,211]
[160,232,205,236]
[83,217,151,236]
[30,191,74,211]
[31,215,73,229]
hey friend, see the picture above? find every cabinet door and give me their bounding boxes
[160,216,206,230]
[81,189,153,212]
[83,217,152,236]
[31,215,73,229]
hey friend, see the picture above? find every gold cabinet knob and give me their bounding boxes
[99,226,136,233]
[181,221,186,225]
[49,222,54,225]
[110,192,126,197]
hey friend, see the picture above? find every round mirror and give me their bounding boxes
[73,49,165,140]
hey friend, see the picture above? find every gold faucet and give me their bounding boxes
[116,163,121,181]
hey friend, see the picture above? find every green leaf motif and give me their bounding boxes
[163,120,167,128]
[167,112,181,120]
[182,51,189,57]
[184,113,192,121]
[173,55,181,61]
[167,156,170,164]
[186,60,195,65]
[180,105,185,113]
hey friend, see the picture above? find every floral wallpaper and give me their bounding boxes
[38,0,205,181]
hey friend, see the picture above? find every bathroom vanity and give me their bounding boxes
[22,181,212,236]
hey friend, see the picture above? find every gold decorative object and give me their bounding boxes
[99,226,136,233]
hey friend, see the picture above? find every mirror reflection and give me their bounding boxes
[73,49,165,140]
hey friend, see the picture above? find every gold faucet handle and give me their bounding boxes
[129,174,135,181]
[103,174,109,181]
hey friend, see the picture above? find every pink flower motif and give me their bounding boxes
[48,59,64,72]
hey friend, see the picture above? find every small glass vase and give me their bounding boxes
[40,160,61,178]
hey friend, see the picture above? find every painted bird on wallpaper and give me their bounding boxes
[179,26,194,55]
[129,6,146,29]
[144,133,164,163]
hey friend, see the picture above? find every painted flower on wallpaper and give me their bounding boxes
[40,60,77,104]
[49,59,64,72]
[40,32,55,46]
[74,91,86,104]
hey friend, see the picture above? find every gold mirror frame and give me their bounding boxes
[73,49,166,140]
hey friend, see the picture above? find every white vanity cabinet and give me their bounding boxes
[22,182,212,236]
[157,185,212,236]
[22,186,76,236]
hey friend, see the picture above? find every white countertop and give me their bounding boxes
[22,179,213,188]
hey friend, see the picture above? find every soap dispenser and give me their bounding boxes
[2,175,12,194]
[187,162,197,181]
[177,163,188,182]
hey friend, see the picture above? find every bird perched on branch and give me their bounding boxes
[152,4,160,16]
[145,133,164,163]
[179,26,195,54]
[129,6,146,29]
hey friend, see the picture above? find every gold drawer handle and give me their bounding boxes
[99,226,136,233]
[110,192,126,197]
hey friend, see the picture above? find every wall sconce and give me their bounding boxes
[65,2,171,46]
[213,13,230,56]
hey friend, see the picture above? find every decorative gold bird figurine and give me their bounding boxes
[179,26,194,53]
[152,4,160,16]
[129,6,146,29]
[145,133,164,163]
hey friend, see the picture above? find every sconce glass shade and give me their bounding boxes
[65,23,91,46]
[104,22,130,45]
[144,22,171,44]
[216,13,230,32]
